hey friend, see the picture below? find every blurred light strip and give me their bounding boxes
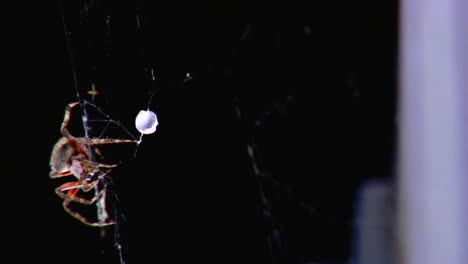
[398,0,468,263]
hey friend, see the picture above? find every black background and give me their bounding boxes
[2,1,397,263]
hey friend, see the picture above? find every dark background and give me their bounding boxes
[2,1,397,263]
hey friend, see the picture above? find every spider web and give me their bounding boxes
[55,2,396,264]
[57,4,343,263]
[58,1,158,263]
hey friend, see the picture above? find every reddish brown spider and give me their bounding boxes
[50,102,137,226]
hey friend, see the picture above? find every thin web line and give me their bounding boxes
[57,2,129,263]
[58,0,91,138]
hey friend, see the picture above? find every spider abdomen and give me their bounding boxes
[49,137,76,176]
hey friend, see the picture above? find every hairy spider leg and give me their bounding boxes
[49,169,73,178]
[61,102,139,145]
[55,180,101,204]
[60,102,80,138]
[80,159,118,170]
[63,200,116,226]
[76,138,138,170]
[56,180,116,226]
[77,137,138,145]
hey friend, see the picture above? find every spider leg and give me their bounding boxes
[91,138,138,144]
[63,199,116,226]
[55,181,105,204]
[76,137,138,145]
[60,102,79,138]
[49,169,72,178]
[57,181,116,226]
[81,159,118,168]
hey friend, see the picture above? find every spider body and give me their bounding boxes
[50,137,87,178]
[50,102,137,226]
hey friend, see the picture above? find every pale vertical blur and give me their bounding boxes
[399,0,468,263]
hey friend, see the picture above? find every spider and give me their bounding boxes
[50,102,137,226]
